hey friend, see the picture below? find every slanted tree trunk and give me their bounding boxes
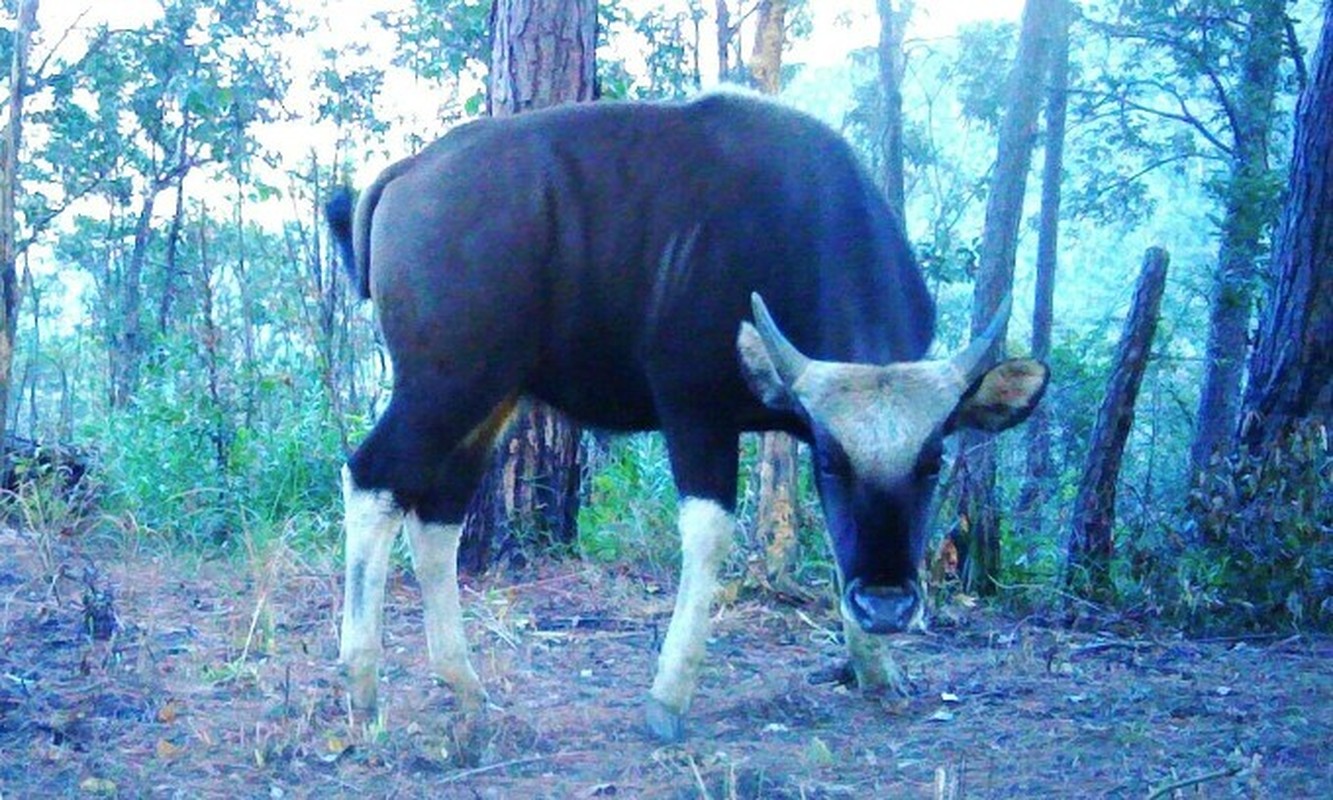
[876,0,909,218]
[1068,248,1169,594]
[0,0,38,458]
[1188,0,1288,479]
[1018,0,1071,526]
[460,0,595,571]
[955,0,1057,595]
[1239,2,1333,450]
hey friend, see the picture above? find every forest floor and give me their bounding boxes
[0,525,1330,799]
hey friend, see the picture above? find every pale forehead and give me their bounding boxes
[796,361,963,480]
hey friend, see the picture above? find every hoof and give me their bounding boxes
[644,695,686,743]
[806,660,856,687]
[345,663,379,713]
[450,705,492,767]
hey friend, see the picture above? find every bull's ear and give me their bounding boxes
[946,358,1049,434]
[737,322,797,411]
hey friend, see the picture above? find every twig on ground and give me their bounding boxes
[1069,639,1153,656]
[992,580,1111,614]
[687,754,713,800]
[436,751,588,785]
[1145,764,1243,799]
[793,608,840,646]
[1192,632,1289,645]
[488,571,584,595]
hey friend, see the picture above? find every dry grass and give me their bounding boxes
[0,525,1329,798]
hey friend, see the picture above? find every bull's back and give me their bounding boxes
[371,93,932,433]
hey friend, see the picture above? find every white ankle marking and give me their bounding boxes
[405,517,485,706]
[338,466,401,703]
[650,498,735,714]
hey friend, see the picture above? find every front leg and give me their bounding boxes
[339,465,402,712]
[842,620,910,696]
[647,497,735,742]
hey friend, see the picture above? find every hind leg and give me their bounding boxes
[340,391,514,713]
[339,464,403,711]
[404,400,513,711]
[403,515,486,711]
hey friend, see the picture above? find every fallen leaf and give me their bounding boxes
[156,700,180,724]
[79,777,118,795]
[806,736,835,766]
[156,738,184,760]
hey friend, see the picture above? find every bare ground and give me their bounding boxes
[1,526,1329,799]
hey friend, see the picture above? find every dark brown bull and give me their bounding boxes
[326,91,1048,742]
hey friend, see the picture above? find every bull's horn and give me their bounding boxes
[750,293,810,387]
[953,293,1013,383]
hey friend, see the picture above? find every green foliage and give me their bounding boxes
[598,0,704,99]
[577,434,678,571]
[1175,422,1333,631]
[88,342,346,551]
[954,20,1018,128]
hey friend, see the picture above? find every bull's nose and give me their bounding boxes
[842,577,923,634]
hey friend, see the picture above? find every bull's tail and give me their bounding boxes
[326,158,418,302]
[326,187,367,300]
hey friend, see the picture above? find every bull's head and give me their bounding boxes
[737,293,1048,634]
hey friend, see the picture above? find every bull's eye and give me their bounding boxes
[916,441,944,480]
[815,438,852,478]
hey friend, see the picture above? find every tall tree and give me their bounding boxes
[743,0,804,589]
[876,0,910,218]
[1019,0,1072,522]
[1188,0,1290,479]
[0,0,38,455]
[1239,0,1333,449]
[955,0,1058,594]
[748,0,786,93]
[460,0,596,570]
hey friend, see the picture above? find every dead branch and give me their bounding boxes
[1146,764,1243,799]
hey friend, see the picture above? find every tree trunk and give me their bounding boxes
[1239,2,1333,449]
[876,0,909,218]
[0,0,38,460]
[716,1,734,82]
[113,191,157,408]
[1188,0,1287,478]
[955,0,1057,595]
[1018,0,1071,525]
[744,0,803,588]
[155,173,189,340]
[460,0,595,571]
[748,0,787,94]
[1068,248,1169,594]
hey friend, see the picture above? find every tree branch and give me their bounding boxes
[1284,12,1308,91]
[1070,84,1233,156]
[1071,152,1204,212]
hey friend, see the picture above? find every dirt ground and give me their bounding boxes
[1,526,1329,799]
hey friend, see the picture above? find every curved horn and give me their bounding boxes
[750,292,811,387]
[953,293,1013,383]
